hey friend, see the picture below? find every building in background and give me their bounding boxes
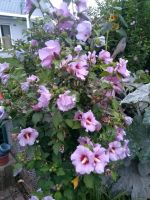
[0,0,42,50]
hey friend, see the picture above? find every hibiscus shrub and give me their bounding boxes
[0,0,132,199]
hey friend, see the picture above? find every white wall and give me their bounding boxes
[0,16,27,45]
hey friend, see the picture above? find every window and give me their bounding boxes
[0,25,12,49]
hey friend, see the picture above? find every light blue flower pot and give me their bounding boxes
[0,143,11,157]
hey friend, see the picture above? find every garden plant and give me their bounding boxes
[0,0,135,199]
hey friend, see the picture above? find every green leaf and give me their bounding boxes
[64,189,74,199]
[116,28,127,37]
[112,99,119,110]
[52,111,63,128]
[113,6,122,11]
[54,192,62,200]
[13,163,23,176]
[65,119,81,129]
[119,15,128,28]
[57,132,64,141]
[32,112,43,125]
[83,174,94,189]
[53,143,61,155]
[57,168,65,176]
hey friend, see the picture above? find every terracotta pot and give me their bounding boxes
[0,153,9,166]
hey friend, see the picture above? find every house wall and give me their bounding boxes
[0,16,27,45]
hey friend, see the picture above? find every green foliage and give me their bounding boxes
[90,0,150,71]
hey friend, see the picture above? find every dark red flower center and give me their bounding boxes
[24,132,31,140]
[81,155,89,165]
[94,154,101,163]
[86,117,92,125]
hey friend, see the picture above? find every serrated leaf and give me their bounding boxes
[57,132,64,141]
[53,143,61,155]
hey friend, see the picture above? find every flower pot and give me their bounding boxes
[0,143,11,156]
[0,153,9,166]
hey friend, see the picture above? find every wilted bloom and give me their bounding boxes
[39,40,61,68]
[68,60,89,80]
[75,0,87,12]
[15,50,24,62]
[105,89,115,98]
[115,127,126,141]
[81,110,101,132]
[0,106,5,119]
[43,196,55,200]
[0,92,4,101]
[58,20,74,31]
[120,140,130,159]
[87,51,96,64]
[0,62,9,74]
[74,45,82,53]
[115,58,130,77]
[21,82,30,92]
[43,22,55,33]
[105,66,114,74]
[36,85,52,109]
[17,127,39,146]
[74,110,83,121]
[27,75,39,83]
[60,54,73,68]
[76,21,92,42]
[55,2,71,17]
[57,91,76,112]
[93,144,109,174]
[1,74,9,85]
[108,141,123,161]
[104,76,122,94]
[124,116,133,125]
[99,36,106,46]
[99,50,113,64]
[71,145,94,174]
[77,136,93,146]
[24,0,32,14]
[30,39,38,47]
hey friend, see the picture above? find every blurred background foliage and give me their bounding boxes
[89,0,150,72]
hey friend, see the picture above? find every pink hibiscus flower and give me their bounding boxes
[39,40,61,68]
[33,85,52,110]
[93,144,109,174]
[18,127,39,146]
[76,21,92,42]
[81,110,101,132]
[99,50,113,64]
[108,141,124,161]
[71,145,94,174]
[115,58,130,77]
[68,60,89,80]
[57,91,76,112]
[75,0,88,13]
